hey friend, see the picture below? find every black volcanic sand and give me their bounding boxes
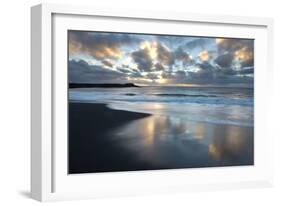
[68,102,155,174]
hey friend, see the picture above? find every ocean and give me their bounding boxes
[69,86,254,127]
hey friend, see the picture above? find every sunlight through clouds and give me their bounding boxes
[68,31,254,87]
[198,50,209,61]
[140,41,158,60]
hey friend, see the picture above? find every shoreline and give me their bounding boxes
[68,102,254,174]
[68,102,153,174]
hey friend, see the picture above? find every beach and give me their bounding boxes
[69,101,254,174]
[69,102,154,173]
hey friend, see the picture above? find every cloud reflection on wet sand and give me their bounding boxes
[110,115,253,168]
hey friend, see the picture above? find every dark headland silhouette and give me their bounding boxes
[69,83,140,89]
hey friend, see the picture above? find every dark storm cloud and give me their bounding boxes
[131,48,153,71]
[69,31,140,59]
[69,59,126,83]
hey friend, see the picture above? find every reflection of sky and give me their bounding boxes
[68,31,254,87]
[109,115,253,168]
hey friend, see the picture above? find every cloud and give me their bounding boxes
[68,32,254,86]
[196,62,217,70]
[161,71,174,79]
[159,70,188,84]
[216,38,254,68]
[234,47,254,67]
[156,35,187,46]
[154,63,165,71]
[140,41,158,59]
[174,70,188,81]
[129,71,144,78]
[101,59,113,68]
[187,62,217,81]
[215,53,234,68]
[157,43,174,66]
[132,42,189,71]
[69,31,140,59]
[216,38,252,52]
[214,74,254,85]
[116,67,131,73]
[174,47,193,63]
[159,61,253,85]
[145,73,159,80]
[184,38,213,50]
[68,59,126,83]
[131,48,153,71]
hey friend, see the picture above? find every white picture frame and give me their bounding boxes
[31,3,274,202]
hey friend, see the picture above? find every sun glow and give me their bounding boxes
[215,38,224,44]
[208,144,221,160]
[122,56,133,65]
[140,41,158,59]
[175,83,202,87]
[234,47,252,61]
[199,50,209,61]
[156,77,168,84]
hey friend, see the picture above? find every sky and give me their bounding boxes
[68,30,254,87]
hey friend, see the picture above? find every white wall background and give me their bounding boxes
[0,0,280,205]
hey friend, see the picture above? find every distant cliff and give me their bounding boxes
[69,83,140,88]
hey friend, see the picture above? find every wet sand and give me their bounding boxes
[69,102,254,174]
[68,102,154,174]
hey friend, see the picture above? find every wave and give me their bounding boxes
[124,93,218,97]
[70,91,253,107]
[114,96,253,106]
[69,88,253,127]
[151,93,218,98]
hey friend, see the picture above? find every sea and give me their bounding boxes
[69,86,254,127]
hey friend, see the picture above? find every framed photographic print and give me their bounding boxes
[31,3,274,201]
